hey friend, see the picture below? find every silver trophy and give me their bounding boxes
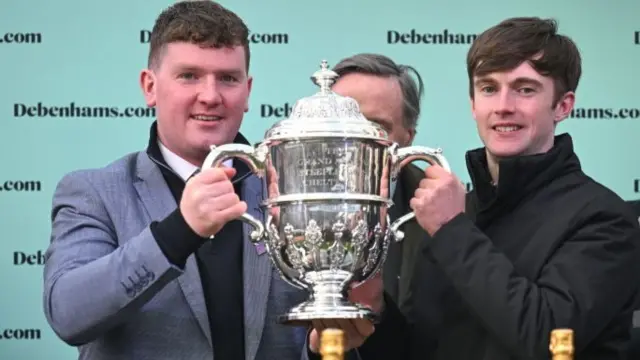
[202,60,451,325]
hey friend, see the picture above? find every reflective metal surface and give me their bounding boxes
[202,60,451,325]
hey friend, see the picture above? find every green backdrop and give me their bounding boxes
[1,0,638,358]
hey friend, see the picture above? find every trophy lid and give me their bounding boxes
[263,60,391,143]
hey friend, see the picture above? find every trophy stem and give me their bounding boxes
[277,271,379,326]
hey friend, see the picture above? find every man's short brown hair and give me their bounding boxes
[467,17,582,106]
[147,0,250,71]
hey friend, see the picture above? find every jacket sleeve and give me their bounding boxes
[424,196,640,359]
[43,172,184,346]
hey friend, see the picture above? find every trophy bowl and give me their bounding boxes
[202,60,451,325]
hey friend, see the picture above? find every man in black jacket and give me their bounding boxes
[626,200,640,358]
[355,17,640,360]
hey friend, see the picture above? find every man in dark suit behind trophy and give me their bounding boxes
[305,53,434,355]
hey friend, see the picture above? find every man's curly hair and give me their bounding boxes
[147,0,250,71]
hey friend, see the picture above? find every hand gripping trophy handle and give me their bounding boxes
[388,143,452,241]
[201,143,268,242]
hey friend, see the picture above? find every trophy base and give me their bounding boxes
[277,298,380,327]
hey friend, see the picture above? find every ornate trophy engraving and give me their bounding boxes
[202,60,451,325]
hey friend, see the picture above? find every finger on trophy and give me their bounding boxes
[357,270,382,287]
[268,206,281,227]
[321,319,373,348]
[265,162,282,226]
[338,319,372,336]
[318,319,342,334]
[311,319,328,332]
[266,164,279,196]
[348,319,375,337]
[379,164,391,230]
[380,164,390,199]
[379,207,388,229]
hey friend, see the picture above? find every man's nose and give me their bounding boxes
[198,80,222,105]
[494,90,516,115]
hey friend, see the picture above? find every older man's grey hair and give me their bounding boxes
[332,53,425,131]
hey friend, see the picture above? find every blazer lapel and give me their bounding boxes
[241,174,272,360]
[133,152,212,348]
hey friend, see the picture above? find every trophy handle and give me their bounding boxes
[202,143,268,242]
[388,144,451,241]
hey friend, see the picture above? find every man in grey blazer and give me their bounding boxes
[42,1,312,359]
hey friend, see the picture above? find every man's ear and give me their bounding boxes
[553,91,575,124]
[140,69,157,107]
[244,75,253,112]
[470,97,478,123]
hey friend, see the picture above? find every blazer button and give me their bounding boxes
[136,270,149,288]
[141,265,155,282]
[133,281,144,294]
[122,282,136,298]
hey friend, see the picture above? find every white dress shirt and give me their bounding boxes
[158,141,232,181]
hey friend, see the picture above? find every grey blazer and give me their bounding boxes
[43,150,313,360]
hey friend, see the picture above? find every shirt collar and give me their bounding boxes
[158,140,232,182]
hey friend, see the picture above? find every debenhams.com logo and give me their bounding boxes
[0,32,42,44]
[635,31,639,45]
[388,29,477,44]
[260,103,293,118]
[139,30,289,44]
[14,102,156,118]
[14,251,44,266]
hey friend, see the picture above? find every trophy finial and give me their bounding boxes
[311,60,339,94]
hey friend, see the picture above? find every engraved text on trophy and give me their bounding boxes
[284,141,362,193]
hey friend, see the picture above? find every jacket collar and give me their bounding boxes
[465,132,582,216]
[145,121,251,181]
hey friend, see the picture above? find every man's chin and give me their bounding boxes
[487,145,526,159]
[196,134,229,147]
